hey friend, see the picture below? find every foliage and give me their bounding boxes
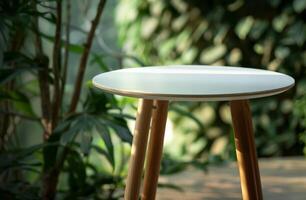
[1,0,306,199]
[0,1,191,199]
[116,0,306,159]
[0,0,136,199]
[294,95,306,155]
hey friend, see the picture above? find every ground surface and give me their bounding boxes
[157,157,306,200]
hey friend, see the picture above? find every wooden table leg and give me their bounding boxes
[124,99,154,200]
[142,100,169,200]
[230,100,263,200]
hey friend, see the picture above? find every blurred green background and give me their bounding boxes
[116,0,306,159]
[0,0,305,199]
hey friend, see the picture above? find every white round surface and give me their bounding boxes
[92,65,294,101]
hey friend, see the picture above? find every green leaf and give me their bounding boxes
[43,115,82,170]
[92,145,114,167]
[293,0,306,13]
[0,68,18,83]
[0,67,38,84]
[40,32,84,54]
[68,43,84,54]
[0,90,36,117]
[0,181,40,200]
[157,183,184,192]
[60,114,90,145]
[170,105,204,131]
[283,21,306,46]
[60,122,80,145]
[159,38,176,58]
[1,52,38,84]
[95,123,114,167]
[272,14,288,32]
[43,133,62,171]
[141,17,159,38]
[235,16,254,40]
[80,131,92,156]
[67,150,86,189]
[104,117,132,143]
[160,158,187,175]
[200,45,227,64]
[13,92,36,117]
[250,20,269,39]
[0,143,54,172]
[84,88,111,113]
[53,118,73,134]
[3,51,30,63]
[90,53,110,71]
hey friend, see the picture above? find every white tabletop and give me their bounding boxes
[92,65,294,101]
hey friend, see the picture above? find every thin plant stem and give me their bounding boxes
[68,0,107,113]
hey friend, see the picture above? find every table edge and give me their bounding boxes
[92,81,294,101]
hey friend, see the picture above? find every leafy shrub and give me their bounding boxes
[0,0,133,199]
[116,0,306,159]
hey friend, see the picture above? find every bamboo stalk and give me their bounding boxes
[32,0,52,140]
[68,0,107,113]
[51,0,62,129]
[60,0,71,108]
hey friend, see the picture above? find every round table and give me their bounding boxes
[92,65,294,200]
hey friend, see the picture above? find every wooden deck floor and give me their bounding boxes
[157,157,306,200]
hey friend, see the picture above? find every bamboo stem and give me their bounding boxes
[68,0,107,113]
[60,0,71,110]
[51,0,62,129]
[32,0,52,139]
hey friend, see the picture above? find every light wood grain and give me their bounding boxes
[124,99,153,200]
[142,100,169,200]
[230,100,263,200]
